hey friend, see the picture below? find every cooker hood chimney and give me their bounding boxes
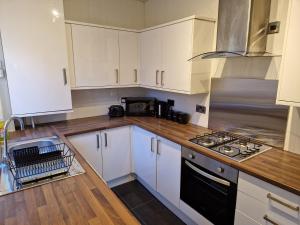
[190,0,278,60]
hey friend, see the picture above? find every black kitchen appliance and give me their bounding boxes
[156,101,167,118]
[181,147,238,225]
[122,97,156,116]
[108,105,125,118]
[176,112,189,124]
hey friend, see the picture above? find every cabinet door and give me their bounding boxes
[119,31,139,86]
[277,0,300,104]
[68,131,102,176]
[72,24,119,87]
[132,126,157,190]
[157,136,181,207]
[161,20,193,92]
[140,29,162,87]
[101,126,131,182]
[0,0,72,116]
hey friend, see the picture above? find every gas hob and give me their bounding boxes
[189,131,271,162]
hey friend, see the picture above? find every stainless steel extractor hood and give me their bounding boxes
[190,0,278,60]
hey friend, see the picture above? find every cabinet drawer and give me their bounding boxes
[235,210,260,225]
[237,172,300,224]
[236,191,299,225]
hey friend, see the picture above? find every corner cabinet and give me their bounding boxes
[66,21,139,89]
[65,16,215,94]
[68,126,131,182]
[277,0,300,106]
[0,0,72,116]
[140,17,215,94]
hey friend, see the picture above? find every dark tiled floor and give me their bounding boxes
[112,180,186,225]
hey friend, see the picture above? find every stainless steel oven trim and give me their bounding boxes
[182,147,238,183]
[184,160,231,187]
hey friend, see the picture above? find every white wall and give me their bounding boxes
[34,88,146,124]
[145,90,210,127]
[63,0,145,29]
[144,0,218,27]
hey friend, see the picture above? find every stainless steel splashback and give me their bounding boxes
[208,78,289,148]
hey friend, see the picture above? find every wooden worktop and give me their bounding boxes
[52,116,300,196]
[1,115,300,224]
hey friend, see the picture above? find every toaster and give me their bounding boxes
[108,105,125,118]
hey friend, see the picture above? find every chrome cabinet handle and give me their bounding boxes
[156,139,160,155]
[161,71,165,86]
[263,215,279,225]
[156,70,159,85]
[185,160,230,187]
[104,133,108,147]
[96,134,100,149]
[267,193,299,211]
[63,68,67,85]
[115,69,119,84]
[150,137,155,152]
[134,69,138,83]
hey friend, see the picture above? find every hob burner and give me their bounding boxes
[189,131,271,162]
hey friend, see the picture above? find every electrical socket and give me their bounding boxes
[196,105,206,114]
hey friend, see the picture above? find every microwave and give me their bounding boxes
[121,97,156,116]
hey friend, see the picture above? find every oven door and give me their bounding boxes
[180,159,237,225]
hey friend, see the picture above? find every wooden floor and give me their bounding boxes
[0,127,140,225]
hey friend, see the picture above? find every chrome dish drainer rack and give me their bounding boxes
[6,143,75,189]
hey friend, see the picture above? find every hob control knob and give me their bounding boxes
[217,167,224,173]
[188,154,195,159]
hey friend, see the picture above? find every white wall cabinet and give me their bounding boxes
[66,16,214,94]
[156,136,181,208]
[140,17,215,94]
[0,0,72,116]
[71,24,120,88]
[119,31,139,86]
[68,126,131,182]
[132,126,157,190]
[132,126,181,208]
[68,131,102,176]
[101,126,131,181]
[235,172,300,225]
[277,0,300,106]
[139,28,162,88]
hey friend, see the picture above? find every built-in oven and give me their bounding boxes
[181,147,238,225]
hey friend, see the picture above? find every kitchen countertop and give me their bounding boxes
[52,116,300,196]
[1,115,300,224]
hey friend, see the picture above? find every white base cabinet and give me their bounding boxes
[101,126,131,181]
[132,126,157,190]
[235,172,300,225]
[132,126,181,208]
[157,136,181,208]
[68,126,131,182]
[68,131,102,176]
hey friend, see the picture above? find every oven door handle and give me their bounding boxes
[185,160,231,187]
